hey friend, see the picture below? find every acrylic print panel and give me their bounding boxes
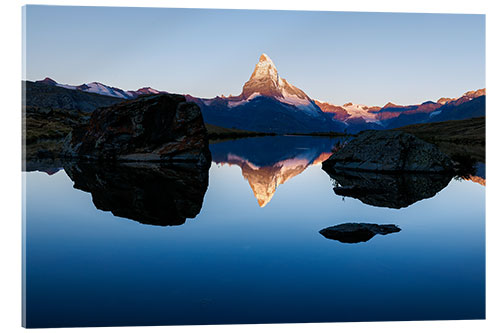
[22,5,485,328]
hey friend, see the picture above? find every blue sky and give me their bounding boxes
[24,6,485,106]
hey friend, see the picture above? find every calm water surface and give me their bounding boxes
[24,136,485,327]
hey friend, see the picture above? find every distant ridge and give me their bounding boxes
[35,77,168,100]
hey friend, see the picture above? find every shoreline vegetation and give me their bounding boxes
[395,116,485,163]
[206,123,277,141]
[206,123,348,142]
[286,131,348,137]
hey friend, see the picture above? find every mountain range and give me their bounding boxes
[32,53,485,133]
[35,77,165,100]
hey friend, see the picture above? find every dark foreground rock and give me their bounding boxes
[322,130,454,173]
[319,223,401,243]
[324,168,452,209]
[63,94,211,166]
[64,161,209,226]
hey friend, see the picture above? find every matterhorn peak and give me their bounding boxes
[233,53,324,116]
[248,53,280,85]
[257,53,276,68]
[239,54,310,103]
[259,53,272,61]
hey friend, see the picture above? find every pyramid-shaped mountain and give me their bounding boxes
[238,54,319,114]
[187,54,345,133]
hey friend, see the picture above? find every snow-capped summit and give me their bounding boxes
[75,82,133,99]
[35,78,166,99]
[236,53,321,116]
[245,53,279,90]
[341,103,380,123]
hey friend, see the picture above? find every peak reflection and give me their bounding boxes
[210,136,340,207]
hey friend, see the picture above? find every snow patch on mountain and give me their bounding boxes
[342,103,379,123]
[277,92,321,116]
[429,110,442,117]
[76,82,132,99]
[228,93,261,108]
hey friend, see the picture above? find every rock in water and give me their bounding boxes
[63,94,211,166]
[322,130,453,172]
[319,223,401,243]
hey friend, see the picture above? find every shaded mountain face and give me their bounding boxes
[191,95,344,133]
[430,95,485,122]
[210,136,338,207]
[64,161,209,226]
[384,95,485,129]
[323,169,452,209]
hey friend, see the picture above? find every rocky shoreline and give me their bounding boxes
[322,130,455,173]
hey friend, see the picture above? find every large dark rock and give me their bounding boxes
[319,223,401,243]
[63,94,211,166]
[324,169,452,209]
[322,130,453,173]
[64,161,209,226]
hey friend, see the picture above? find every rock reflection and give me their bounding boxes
[323,169,453,209]
[64,161,209,226]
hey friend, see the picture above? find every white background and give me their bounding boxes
[1,0,498,332]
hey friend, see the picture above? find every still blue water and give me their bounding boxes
[24,136,485,327]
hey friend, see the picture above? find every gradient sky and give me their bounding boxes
[24,6,485,106]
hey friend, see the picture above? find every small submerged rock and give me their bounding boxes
[322,130,454,173]
[319,223,401,243]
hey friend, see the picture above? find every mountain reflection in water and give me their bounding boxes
[462,162,485,186]
[210,136,339,207]
[64,161,209,226]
